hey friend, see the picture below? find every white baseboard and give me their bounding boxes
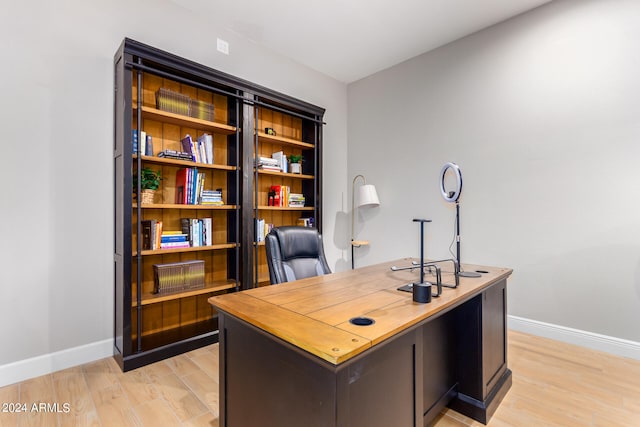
[508,315,640,361]
[0,339,112,388]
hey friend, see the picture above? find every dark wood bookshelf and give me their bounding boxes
[114,37,324,371]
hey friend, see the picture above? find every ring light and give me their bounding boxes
[439,162,481,278]
[440,162,462,203]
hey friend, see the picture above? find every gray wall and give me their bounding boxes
[0,0,347,370]
[348,0,640,342]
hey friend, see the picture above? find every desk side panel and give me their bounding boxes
[221,313,336,427]
[336,329,417,427]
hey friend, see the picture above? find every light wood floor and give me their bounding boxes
[1,330,639,426]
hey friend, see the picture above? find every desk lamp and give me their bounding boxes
[351,174,380,269]
[440,163,481,278]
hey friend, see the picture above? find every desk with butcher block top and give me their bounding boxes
[208,259,513,427]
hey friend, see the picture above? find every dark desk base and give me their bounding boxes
[218,278,510,427]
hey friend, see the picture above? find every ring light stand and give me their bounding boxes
[440,163,481,278]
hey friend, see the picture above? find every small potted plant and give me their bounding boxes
[134,167,162,204]
[289,154,303,174]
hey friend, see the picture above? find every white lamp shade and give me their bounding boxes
[357,184,380,207]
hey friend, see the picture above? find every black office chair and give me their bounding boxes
[265,226,331,284]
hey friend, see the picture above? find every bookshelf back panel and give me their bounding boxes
[133,74,230,124]
[256,210,307,229]
[131,294,216,339]
[256,245,270,285]
[257,108,302,142]
[257,140,303,164]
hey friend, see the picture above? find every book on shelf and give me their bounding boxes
[175,168,188,204]
[288,193,305,207]
[132,129,138,154]
[202,218,213,246]
[141,219,163,250]
[268,185,290,207]
[158,149,193,160]
[197,133,214,164]
[160,233,188,243]
[256,156,280,171]
[180,217,213,247]
[272,151,288,173]
[175,167,207,205]
[140,131,147,156]
[141,219,153,250]
[255,219,274,243]
[181,134,197,162]
[201,188,224,205]
[160,241,191,249]
[297,217,315,227]
[132,130,150,155]
[145,134,153,156]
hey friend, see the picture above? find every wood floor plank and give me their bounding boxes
[182,411,220,427]
[0,383,20,427]
[17,375,57,427]
[52,367,100,427]
[151,372,209,422]
[1,330,639,427]
[116,368,158,407]
[163,354,202,378]
[181,372,219,416]
[131,399,181,426]
[90,383,141,426]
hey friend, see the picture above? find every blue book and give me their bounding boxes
[161,234,188,243]
[132,129,138,153]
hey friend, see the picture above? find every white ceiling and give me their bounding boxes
[172,0,553,83]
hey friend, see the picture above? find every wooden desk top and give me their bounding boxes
[209,259,512,365]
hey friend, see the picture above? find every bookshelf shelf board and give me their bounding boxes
[256,169,314,180]
[134,318,219,354]
[134,105,237,134]
[135,281,237,307]
[134,203,237,210]
[257,131,315,149]
[257,206,315,211]
[135,243,238,256]
[135,155,237,171]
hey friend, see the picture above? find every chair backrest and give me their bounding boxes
[265,226,331,284]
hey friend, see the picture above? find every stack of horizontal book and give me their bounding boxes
[160,232,190,249]
[288,193,305,207]
[201,189,223,205]
[256,156,280,171]
[158,149,193,161]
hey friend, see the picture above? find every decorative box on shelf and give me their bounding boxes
[156,88,190,116]
[156,87,214,121]
[153,260,205,294]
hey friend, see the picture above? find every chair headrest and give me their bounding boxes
[273,227,322,260]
